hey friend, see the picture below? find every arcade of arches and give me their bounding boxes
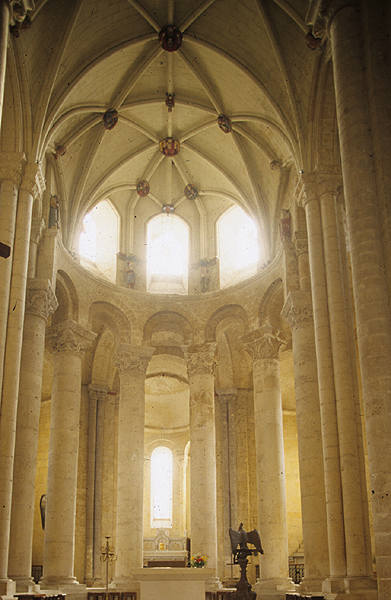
[0,1,390,600]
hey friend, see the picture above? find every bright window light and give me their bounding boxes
[147,214,189,293]
[218,206,259,288]
[151,446,173,527]
[79,200,118,283]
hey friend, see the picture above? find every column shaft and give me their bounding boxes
[330,6,391,597]
[242,324,293,597]
[8,280,57,590]
[42,321,96,588]
[305,197,346,578]
[112,344,154,586]
[282,292,329,592]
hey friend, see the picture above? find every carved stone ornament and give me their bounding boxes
[217,388,237,405]
[88,384,109,403]
[46,320,96,358]
[137,180,150,196]
[162,204,175,213]
[114,343,154,376]
[159,25,182,52]
[184,184,198,200]
[281,291,313,331]
[0,151,26,185]
[159,137,180,156]
[183,343,217,377]
[299,168,342,207]
[21,163,46,198]
[241,321,286,362]
[217,114,232,133]
[26,279,58,322]
[293,231,308,257]
[166,93,175,111]
[103,108,119,130]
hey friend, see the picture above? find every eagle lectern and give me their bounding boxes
[228,524,264,600]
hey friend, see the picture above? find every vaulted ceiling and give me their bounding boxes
[5,0,324,262]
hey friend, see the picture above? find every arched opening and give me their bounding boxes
[151,446,173,528]
[146,213,189,294]
[217,206,259,288]
[79,200,119,283]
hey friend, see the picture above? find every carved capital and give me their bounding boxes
[88,384,109,403]
[0,151,26,185]
[300,168,342,207]
[25,279,58,322]
[306,0,359,38]
[46,320,96,358]
[21,163,46,198]
[281,291,313,331]
[183,342,217,377]
[216,388,237,405]
[114,343,154,376]
[241,322,286,362]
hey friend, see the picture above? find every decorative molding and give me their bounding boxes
[88,384,109,402]
[299,168,342,207]
[30,218,45,245]
[241,321,286,361]
[113,343,154,376]
[216,388,237,405]
[281,291,313,331]
[306,0,359,38]
[0,151,26,185]
[25,279,58,322]
[183,343,217,377]
[46,320,96,358]
[21,163,46,198]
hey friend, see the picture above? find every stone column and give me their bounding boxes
[0,163,43,596]
[320,191,375,591]
[111,344,154,588]
[41,320,96,590]
[85,385,108,586]
[183,343,220,589]
[281,291,329,593]
[241,323,294,598]
[216,388,238,580]
[8,280,58,591]
[327,4,391,598]
[303,189,347,585]
[0,0,10,130]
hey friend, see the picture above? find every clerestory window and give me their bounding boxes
[146,213,189,294]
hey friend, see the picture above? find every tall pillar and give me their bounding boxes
[41,320,96,590]
[216,388,238,581]
[0,164,44,596]
[0,0,10,130]
[281,291,329,593]
[320,190,375,592]
[85,385,108,586]
[241,322,294,599]
[326,4,391,597]
[8,280,58,591]
[183,343,220,590]
[111,344,154,588]
[303,190,347,585]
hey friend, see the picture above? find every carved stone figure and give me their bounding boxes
[49,195,60,229]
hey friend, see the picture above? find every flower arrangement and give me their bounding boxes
[191,553,207,567]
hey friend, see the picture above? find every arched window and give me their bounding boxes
[217,205,259,288]
[146,213,189,294]
[79,200,119,283]
[151,446,173,528]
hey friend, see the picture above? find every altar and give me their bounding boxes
[131,567,215,600]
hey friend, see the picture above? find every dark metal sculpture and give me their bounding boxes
[228,524,264,600]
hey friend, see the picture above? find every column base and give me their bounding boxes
[253,577,295,599]
[322,576,378,599]
[109,576,140,592]
[299,577,326,595]
[0,578,16,598]
[205,575,222,592]
[11,576,39,593]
